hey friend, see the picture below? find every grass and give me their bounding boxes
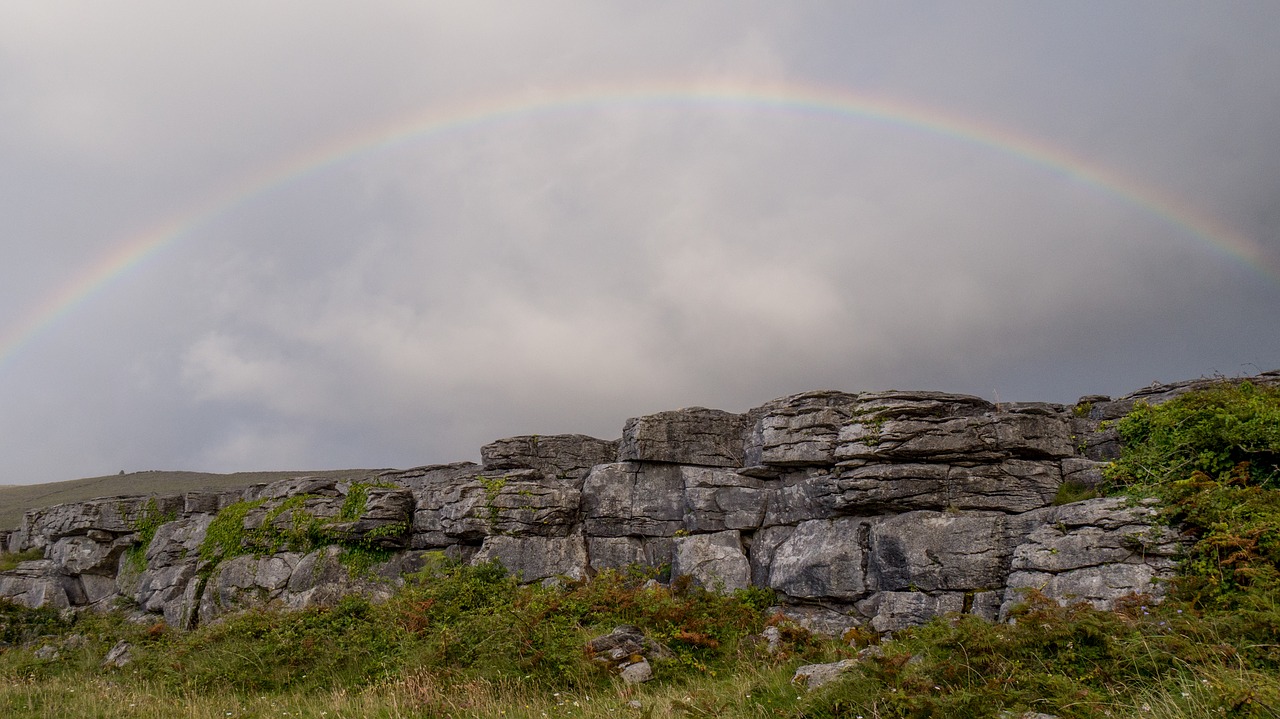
[0,547,43,572]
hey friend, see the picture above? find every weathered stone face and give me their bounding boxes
[411,469,579,547]
[766,518,869,600]
[473,535,589,583]
[481,434,619,481]
[619,408,749,467]
[999,497,1182,615]
[5,373,1251,632]
[866,511,1014,592]
[671,530,750,592]
[744,391,861,469]
[680,466,767,532]
[582,462,684,537]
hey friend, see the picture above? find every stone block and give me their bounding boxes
[582,462,684,537]
[767,518,868,600]
[619,408,749,467]
[681,466,767,532]
[858,591,965,633]
[671,530,750,593]
[481,434,618,480]
[473,534,588,582]
[867,511,1013,592]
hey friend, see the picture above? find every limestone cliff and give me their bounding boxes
[5,371,1278,632]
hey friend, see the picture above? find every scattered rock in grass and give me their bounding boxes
[102,640,132,668]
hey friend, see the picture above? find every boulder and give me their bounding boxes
[582,463,684,537]
[0,561,72,609]
[792,659,858,689]
[858,591,965,633]
[619,407,749,467]
[767,518,868,600]
[481,434,618,481]
[867,511,1013,592]
[472,534,588,582]
[671,530,750,593]
[47,535,133,576]
[681,466,767,532]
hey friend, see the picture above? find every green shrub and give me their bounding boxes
[1106,380,1280,607]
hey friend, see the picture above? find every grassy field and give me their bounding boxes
[0,468,386,530]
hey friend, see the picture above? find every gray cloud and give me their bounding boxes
[2,2,1279,484]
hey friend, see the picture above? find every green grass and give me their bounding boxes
[0,547,43,572]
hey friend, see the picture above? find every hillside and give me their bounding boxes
[0,468,384,531]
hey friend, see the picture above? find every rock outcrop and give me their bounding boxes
[6,371,1277,631]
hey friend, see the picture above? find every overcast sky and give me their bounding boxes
[2,2,1278,485]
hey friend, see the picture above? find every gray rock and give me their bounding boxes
[969,590,1004,621]
[13,495,183,550]
[832,460,1061,514]
[867,511,1014,592]
[1060,458,1109,491]
[745,392,859,468]
[619,407,749,467]
[749,525,795,588]
[47,535,132,576]
[1000,497,1181,614]
[859,591,965,633]
[472,534,588,582]
[681,466,767,532]
[671,531,750,593]
[582,462,684,537]
[837,411,1074,464]
[620,658,653,684]
[767,604,861,638]
[79,574,119,607]
[325,486,414,548]
[379,462,480,490]
[0,564,72,609]
[585,536,673,573]
[34,644,59,660]
[586,625,670,683]
[768,518,868,600]
[102,640,133,669]
[792,659,857,689]
[0,560,73,603]
[761,470,838,526]
[412,470,580,546]
[481,434,618,481]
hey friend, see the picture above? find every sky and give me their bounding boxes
[1,2,1279,486]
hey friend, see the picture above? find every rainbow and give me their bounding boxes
[1,80,1272,370]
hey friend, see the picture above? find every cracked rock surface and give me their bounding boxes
[8,373,1269,632]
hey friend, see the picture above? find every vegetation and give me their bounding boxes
[0,547,43,572]
[1105,380,1280,608]
[198,484,406,578]
[124,499,177,573]
[0,380,1277,717]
